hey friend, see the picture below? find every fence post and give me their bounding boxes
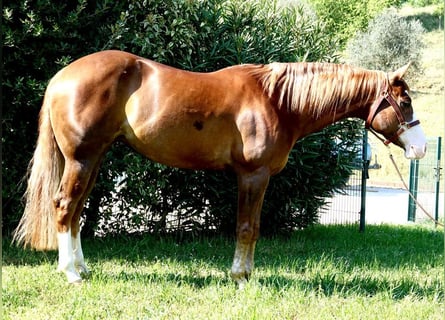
[408,159,419,222]
[434,137,442,227]
[359,130,367,232]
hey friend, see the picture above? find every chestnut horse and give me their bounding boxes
[13,50,426,285]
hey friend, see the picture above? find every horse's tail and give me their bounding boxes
[13,95,63,250]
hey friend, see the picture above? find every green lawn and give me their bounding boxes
[3,225,443,319]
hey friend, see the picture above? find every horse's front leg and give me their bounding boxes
[231,168,270,288]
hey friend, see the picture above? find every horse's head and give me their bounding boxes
[366,63,427,159]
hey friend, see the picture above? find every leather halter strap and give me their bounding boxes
[365,82,421,146]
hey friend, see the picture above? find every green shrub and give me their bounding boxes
[92,120,362,237]
[3,0,360,238]
[308,0,402,47]
[2,0,126,235]
[346,9,425,78]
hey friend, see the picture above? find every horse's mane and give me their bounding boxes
[248,62,387,118]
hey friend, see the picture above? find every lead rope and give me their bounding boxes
[386,148,444,228]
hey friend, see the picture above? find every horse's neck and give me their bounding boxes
[277,64,386,137]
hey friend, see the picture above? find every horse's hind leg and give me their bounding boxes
[54,158,99,283]
[70,161,103,276]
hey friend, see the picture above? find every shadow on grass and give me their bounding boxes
[3,225,443,299]
[257,273,443,300]
[2,241,58,267]
[95,269,232,289]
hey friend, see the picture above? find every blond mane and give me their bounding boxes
[249,62,387,118]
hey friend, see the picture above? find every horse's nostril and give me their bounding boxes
[408,144,427,159]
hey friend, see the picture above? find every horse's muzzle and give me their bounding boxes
[405,143,427,159]
[398,118,427,160]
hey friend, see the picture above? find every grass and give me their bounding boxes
[3,225,444,319]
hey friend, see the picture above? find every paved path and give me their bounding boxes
[319,186,444,225]
[366,186,444,224]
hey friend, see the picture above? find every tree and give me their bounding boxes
[346,9,425,79]
[307,0,403,48]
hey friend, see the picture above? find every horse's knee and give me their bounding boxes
[237,222,254,242]
[237,221,261,243]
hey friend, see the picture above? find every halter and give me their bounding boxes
[365,82,420,146]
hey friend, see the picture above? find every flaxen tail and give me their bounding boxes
[13,97,63,250]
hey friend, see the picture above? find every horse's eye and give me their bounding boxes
[400,101,411,108]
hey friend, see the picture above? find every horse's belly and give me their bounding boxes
[136,138,233,170]
[123,116,237,170]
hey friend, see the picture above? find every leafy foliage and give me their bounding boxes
[3,0,361,238]
[346,9,425,79]
[308,0,403,48]
[2,0,127,235]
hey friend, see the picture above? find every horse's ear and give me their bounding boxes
[389,62,411,83]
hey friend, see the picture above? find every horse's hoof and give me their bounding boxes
[78,266,91,278]
[63,270,82,284]
[237,279,247,290]
[231,272,249,290]
[70,279,83,286]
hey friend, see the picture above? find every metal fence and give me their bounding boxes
[318,170,363,226]
[408,137,443,225]
[318,131,369,231]
[319,134,444,229]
